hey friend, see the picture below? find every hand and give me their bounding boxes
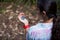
[18,12,29,25]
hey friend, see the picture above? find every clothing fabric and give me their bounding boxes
[26,22,53,40]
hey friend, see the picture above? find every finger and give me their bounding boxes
[19,12,25,16]
[18,12,25,17]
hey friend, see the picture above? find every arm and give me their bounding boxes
[18,12,30,31]
[23,24,30,31]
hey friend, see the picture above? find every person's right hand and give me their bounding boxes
[18,12,29,25]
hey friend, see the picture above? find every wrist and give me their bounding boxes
[24,23,29,26]
[23,24,30,29]
[25,24,29,26]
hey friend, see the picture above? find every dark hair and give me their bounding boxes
[37,0,59,40]
[37,0,57,19]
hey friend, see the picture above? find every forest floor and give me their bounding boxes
[0,2,60,40]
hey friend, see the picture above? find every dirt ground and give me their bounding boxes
[0,3,60,40]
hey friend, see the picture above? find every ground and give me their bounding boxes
[0,2,60,40]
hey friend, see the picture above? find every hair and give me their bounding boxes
[37,0,60,40]
[37,0,57,19]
